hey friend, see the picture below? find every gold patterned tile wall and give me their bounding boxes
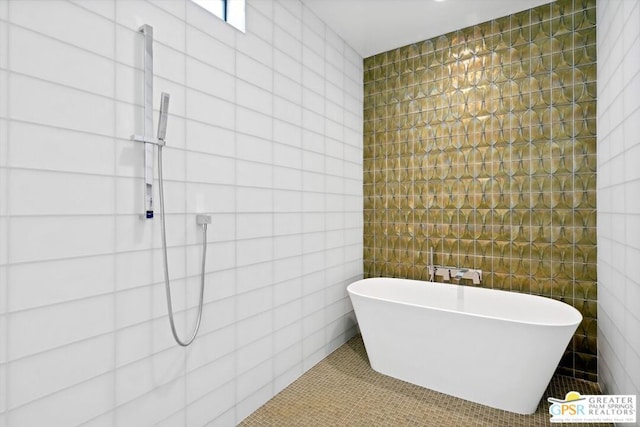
[363,0,597,380]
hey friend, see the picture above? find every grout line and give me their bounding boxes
[111,0,118,422]
[0,224,364,270]
[155,374,236,426]
[231,10,240,423]
[548,4,554,302]
[6,294,244,372]
[269,0,278,400]
[181,2,189,422]
[570,0,577,378]
[7,258,364,342]
[2,110,363,155]
[293,0,309,399]
[1,147,364,180]
[1,0,11,418]
[1,63,363,135]
[0,33,363,129]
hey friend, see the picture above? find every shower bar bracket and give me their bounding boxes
[131,134,165,147]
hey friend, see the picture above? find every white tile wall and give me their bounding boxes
[597,0,640,412]
[0,0,363,425]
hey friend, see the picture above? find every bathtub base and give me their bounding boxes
[359,305,567,414]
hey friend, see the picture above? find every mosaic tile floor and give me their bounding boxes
[239,335,611,427]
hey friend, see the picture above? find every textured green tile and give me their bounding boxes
[362,0,597,378]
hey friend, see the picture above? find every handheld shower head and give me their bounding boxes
[157,92,170,142]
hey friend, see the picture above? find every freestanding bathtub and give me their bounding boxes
[347,277,582,414]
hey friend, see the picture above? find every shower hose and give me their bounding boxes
[158,144,206,347]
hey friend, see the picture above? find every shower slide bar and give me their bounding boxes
[130,24,157,219]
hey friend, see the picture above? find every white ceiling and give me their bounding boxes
[301,0,553,58]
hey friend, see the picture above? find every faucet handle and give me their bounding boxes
[471,271,481,285]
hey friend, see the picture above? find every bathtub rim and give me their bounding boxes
[348,277,583,328]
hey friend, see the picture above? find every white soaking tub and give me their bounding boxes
[347,277,582,414]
